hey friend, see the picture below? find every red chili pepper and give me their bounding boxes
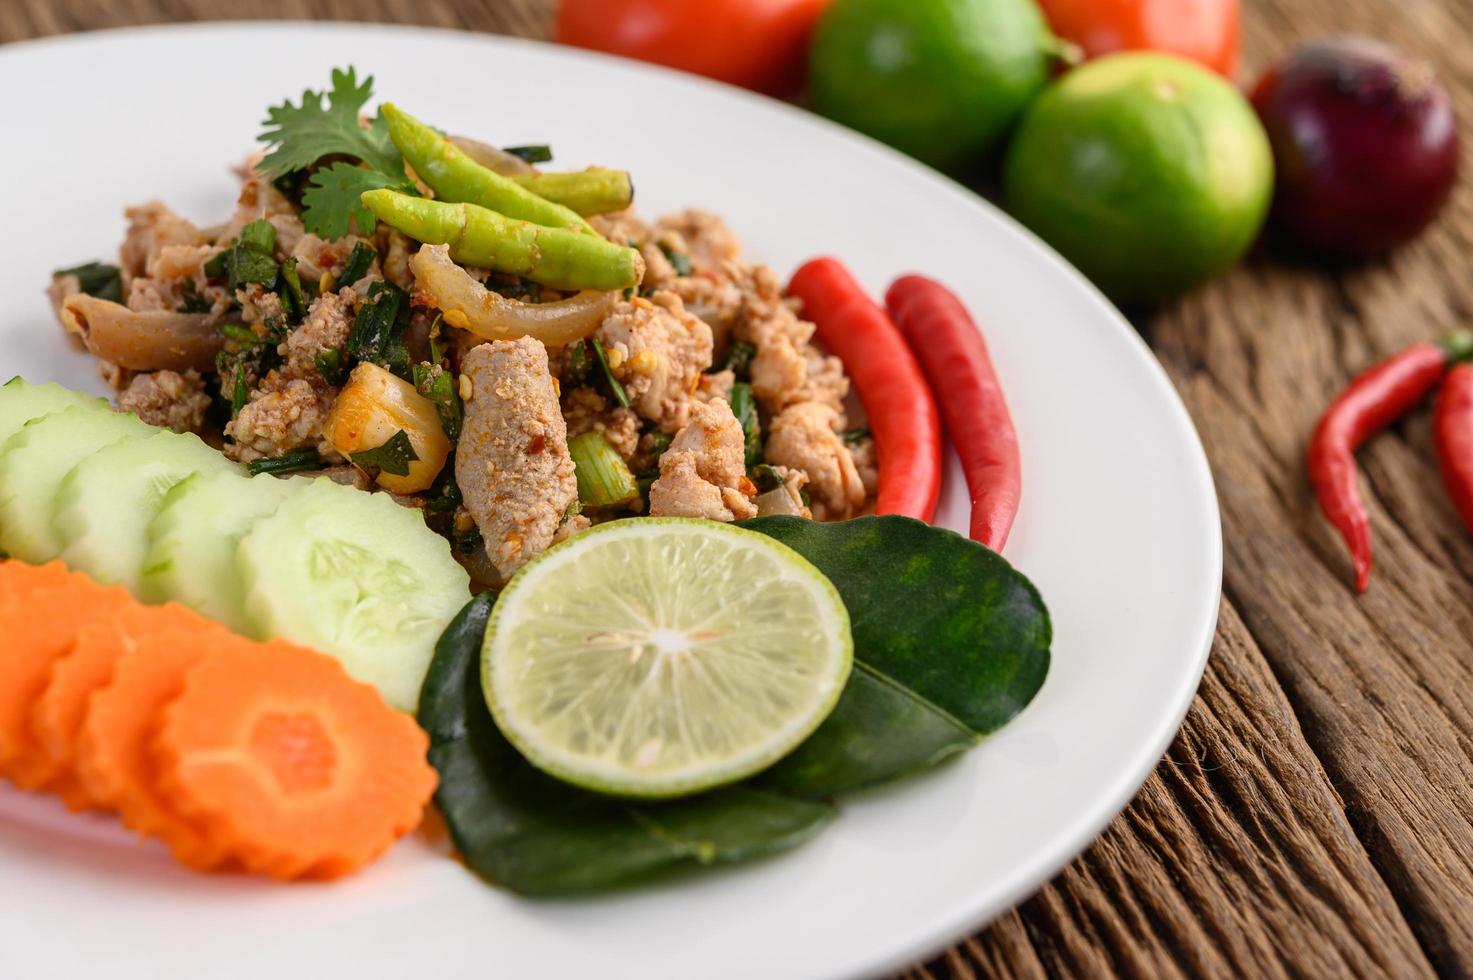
[885,275,1022,552]
[1308,332,1473,591]
[1434,363,1473,536]
[787,257,942,521]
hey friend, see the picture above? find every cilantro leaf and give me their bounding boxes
[257,67,407,181]
[350,430,419,478]
[300,162,404,239]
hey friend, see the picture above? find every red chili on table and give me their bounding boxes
[1434,362,1473,537]
[885,275,1021,552]
[787,257,942,522]
[1308,331,1473,591]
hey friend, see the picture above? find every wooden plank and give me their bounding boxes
[920,603,1430,978]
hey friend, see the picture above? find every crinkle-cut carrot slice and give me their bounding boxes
[32,602,223,812]
[0,560,76,609]
[0,577,133,789]
[154,640,437,881]
[76,629,241,871]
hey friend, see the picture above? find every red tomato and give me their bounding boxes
[555,0,829,96]
[1037,0,1241,78]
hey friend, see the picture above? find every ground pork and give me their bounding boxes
[116,370,211,434]
[125,244,231,317]
[218,162,304,258]
[765,401,866,520]
[456,338,578,581]
[236,283,285,327]
[649,399,757,522]
[655,210,742,273]
[282,288,356,382]
[562,386,642,459]
[594,291,713,434]
[119,202,209,280]
[730,264,848,414]
[591,209,652,248]
[223,374,334,463]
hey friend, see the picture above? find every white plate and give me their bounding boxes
[0,23,1220,980]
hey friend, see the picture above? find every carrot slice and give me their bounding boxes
[0,560,82,612]
[75,629,241,871]
[0,575,133,789]
[32,603,223,811]
[154,640,437,880]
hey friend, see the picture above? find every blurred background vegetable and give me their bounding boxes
[1037,0,1240,77]
[1252,37,1459,259]
[555,0,829,96]
[1004,52,1273,304]
[808,0,1058,170]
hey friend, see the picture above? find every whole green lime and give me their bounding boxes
[1004,53,1274,304]
[809,0,1056,171]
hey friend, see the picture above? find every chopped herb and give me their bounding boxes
[219,323,259,344]
[247,450,322,476]
[503,144,553,164]
[54,262,123,303]
[721,340,757,378]
[176,279,214,314]
[414,363,464,442]
[425,466,464,515]
[730,383,762,470]
[383,335,413,380]
[566,340,592,383]
[278,259,306,321]
[841,426,871,445]
[636,472,658,499]
[646,430,673,456]
[315,347,347,386]
[203,248,230,281]
[657,242,693,277]
[346,280,408,366]
[238,219,276,254]
[800,489,812,507]
[621,286,635,301]
[428,314,448,367]
[336,241,378,287]
[230,363,249,416]
[208,219,280,291]
[349,429,419,478]
[752,464,784,493]
[590,338,630,409]
[569,432,639,508]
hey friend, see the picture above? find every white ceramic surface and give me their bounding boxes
[0,23,1221,980]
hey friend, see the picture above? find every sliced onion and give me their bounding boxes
[450,135,536,175]
[410,244,616,347]
[755,487,807,517]
[60,294,224,373]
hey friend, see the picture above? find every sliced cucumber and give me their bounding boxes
[53,429,238,590]
[0,377,106,446]
[237,478,471,710]
[0,406,154,562]
[141,470,301,632]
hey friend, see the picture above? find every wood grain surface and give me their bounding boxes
[5,0,1472,976]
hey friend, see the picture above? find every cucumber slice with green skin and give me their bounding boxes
[0,377,106,446]
[53,429,238,591]
[141,470,302,631]
[0,406,154,562]
[237,477,471,711]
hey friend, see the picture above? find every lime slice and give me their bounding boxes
[482,518,853,799]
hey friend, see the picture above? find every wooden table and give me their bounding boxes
[6,0,1471,976]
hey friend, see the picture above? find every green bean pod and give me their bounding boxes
[509,169,634,217]
[383,103,595,235]
[361,189,644,292]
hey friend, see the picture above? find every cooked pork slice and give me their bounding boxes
[456,338,578,581]
[116,369,211,434]
[765,401,866,520]
[649,399,757,522]
[594,291,713,434]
